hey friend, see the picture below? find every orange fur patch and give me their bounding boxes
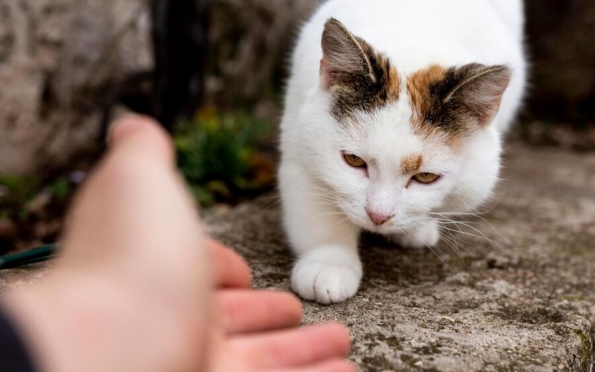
[401,154,423,174]
[406,65,449,140]
[407,65,448,116]
[406,63,512,141]
[386,64,401,102]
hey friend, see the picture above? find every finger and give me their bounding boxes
[62,115,209,314]
[268,359,355,372]
[208,239,252,288]
[229,323,351,369]
[218,290,302,334]
[108,114,175,167]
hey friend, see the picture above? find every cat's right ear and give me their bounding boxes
[320,18,377,89]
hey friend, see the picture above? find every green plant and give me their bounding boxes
[175,109,275,206]
[0,173,77,254]
[0,175,39,220]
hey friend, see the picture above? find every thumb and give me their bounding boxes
[108,114,176,168]
[60,115,209,300]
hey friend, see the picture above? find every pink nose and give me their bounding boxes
[366,209,393,226]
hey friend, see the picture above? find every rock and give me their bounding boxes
[0,0,152,174]
[0,0,323,175]
[205,143,595,372]
[0,149,594,370]
[0,263,52,291]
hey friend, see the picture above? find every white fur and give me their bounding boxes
[279,0,527,304]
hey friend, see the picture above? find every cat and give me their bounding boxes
[279,0,527,304]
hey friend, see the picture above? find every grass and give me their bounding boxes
[175,108,275,206]
[0,174,74,253]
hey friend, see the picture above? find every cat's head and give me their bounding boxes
[301,18,512,235]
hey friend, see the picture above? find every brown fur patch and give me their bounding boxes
[401,154,423,174]
[406,63,512,140]
[407,65,449,118]
[322,19,400,121]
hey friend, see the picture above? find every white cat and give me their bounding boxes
[279,0,526,304]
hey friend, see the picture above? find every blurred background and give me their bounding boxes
[0,0,594,253]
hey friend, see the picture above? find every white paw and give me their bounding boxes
[292,257,362,305]
[392,221,440,248]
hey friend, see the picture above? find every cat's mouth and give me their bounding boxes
[355,215,423,235]
[338,204,427,234]
[352,207,439,235]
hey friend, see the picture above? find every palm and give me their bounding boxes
[211,242,353,372]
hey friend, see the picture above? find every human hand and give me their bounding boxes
[209,239,353,371]
[2,115,353,372]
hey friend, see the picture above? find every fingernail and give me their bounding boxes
[107,116,145,146]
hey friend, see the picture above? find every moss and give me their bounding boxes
[258,272,287,283]
[400,353,421,366]
[453,300,481,310]
[574,329,593,371]
[385,336,402,349]
[561,294,588,302]
[486,305,566,325]
[414,343,443,356]
[361,355,395,370]
[362,333,403,350]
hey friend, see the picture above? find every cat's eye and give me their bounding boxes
[343,153,367,168]
[413,172,440,184]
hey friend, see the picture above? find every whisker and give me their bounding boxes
[331,216,352,229]
[440,232,466,265]
[438,224,489,243]
[408,229,454,273]
[444,220,499,251]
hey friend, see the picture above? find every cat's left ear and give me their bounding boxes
[319,18,379,89]
[445,63,512,126]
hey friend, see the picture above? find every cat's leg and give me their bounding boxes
[280,163,362,304]
[390,220,440,249]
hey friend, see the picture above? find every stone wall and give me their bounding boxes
[0,0,152,174]
[0,0,322,175]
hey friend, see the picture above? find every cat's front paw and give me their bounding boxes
[392,221,440,248]
[291,250,362,304]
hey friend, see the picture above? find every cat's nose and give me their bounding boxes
[366,209,393,226]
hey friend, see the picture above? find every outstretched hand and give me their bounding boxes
[210,239,352,371]
[2,115,352,372]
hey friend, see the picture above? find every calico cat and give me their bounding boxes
[279,0,526,304]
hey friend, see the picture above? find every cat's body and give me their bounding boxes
[279,0,526,304]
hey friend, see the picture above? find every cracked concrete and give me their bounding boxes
[1,143,594,371]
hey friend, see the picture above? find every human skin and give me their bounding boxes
[1,116,353,372]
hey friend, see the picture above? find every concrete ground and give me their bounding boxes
[2,143,595,371]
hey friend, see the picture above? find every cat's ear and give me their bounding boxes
[320,18,378,89]
[445,64,512,126]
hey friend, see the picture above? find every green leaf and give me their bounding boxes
[174,110,273,206]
